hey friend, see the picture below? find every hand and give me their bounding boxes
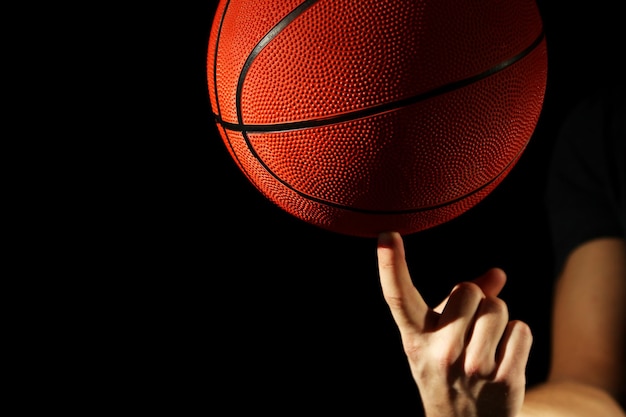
[377,232,533,417]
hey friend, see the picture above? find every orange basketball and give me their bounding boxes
[207,0,547,237]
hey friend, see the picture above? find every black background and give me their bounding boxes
[148,1,623,414]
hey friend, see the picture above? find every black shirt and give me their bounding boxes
[545,84,626,274]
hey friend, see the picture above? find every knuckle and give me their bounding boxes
[511,320,533,341]
[464,354,493,378]
[431,343,462,371]
[494,369,527,388]
[453,281,484,299]
[383,294,408,311]
[464,361,483,378]
[484,296,509,317]
[402,338,424,361]
[403,337,463,372]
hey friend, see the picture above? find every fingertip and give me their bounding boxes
[474,267,507,297]
[489,267,508,285]
[378,231,400,248]
[494,267,507,278]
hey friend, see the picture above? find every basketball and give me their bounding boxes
[207,0,547,238]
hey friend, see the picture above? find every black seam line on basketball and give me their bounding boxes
[235,0,320,129]
[217,30,546,133]
[211,0,231,120]
[231,0,322,207]
[212,0,250,184]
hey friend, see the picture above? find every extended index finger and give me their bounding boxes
[377,232,431,334]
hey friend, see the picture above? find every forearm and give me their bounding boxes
[520,238,626,417]
[519,381,625,417]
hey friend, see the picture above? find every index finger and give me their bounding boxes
[377,232,431,334]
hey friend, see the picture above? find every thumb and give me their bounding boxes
[473,267,507,298]
[433,268,507,313]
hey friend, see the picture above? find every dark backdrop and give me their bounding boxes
[154,1,623,414]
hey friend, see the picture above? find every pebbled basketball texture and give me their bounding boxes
[208,0,547,238]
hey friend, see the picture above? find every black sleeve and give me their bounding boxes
[545,85,626,275]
